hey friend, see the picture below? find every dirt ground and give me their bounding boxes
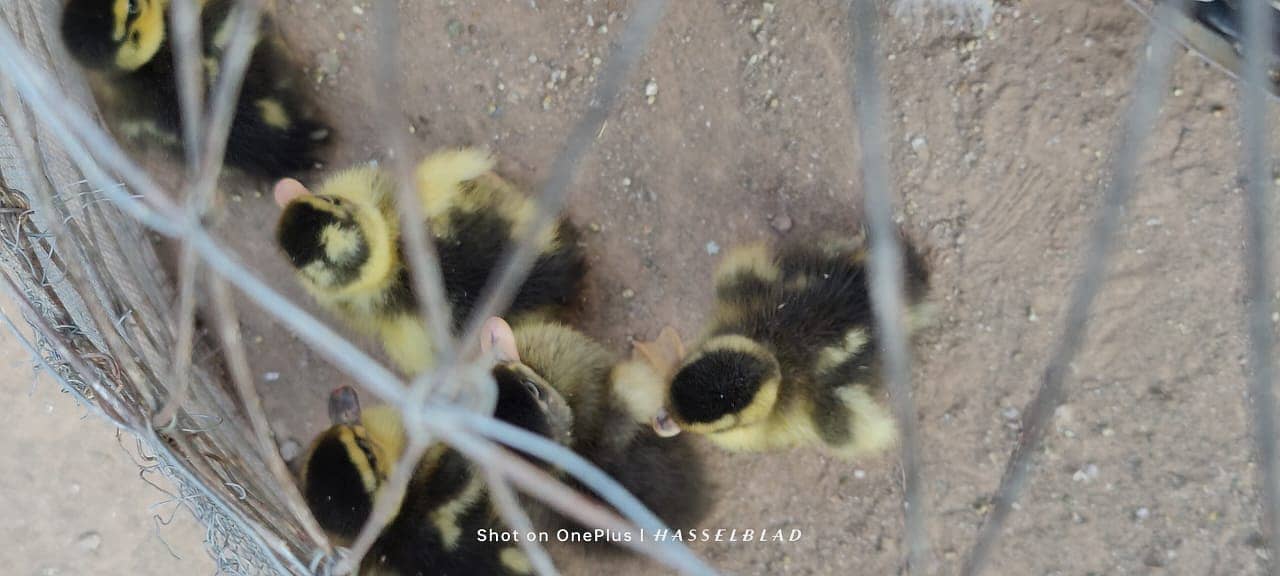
[30,0,1280,574]
[0,311,211,576]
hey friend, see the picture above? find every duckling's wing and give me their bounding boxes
[713,242,778,292]
[414,148,496,218]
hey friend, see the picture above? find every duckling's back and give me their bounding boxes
[709,236,929,456]
[62,0,330,177]
[362,449,531,576]
[712,237,929,373]
[436,206,584,332]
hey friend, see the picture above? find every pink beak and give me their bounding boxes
[273,178,310,207]
[651,409,682,438]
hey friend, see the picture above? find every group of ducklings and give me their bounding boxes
[60,1,934,574]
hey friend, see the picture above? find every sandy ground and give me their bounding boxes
[29,0,1280,574]
[0,312,211,575]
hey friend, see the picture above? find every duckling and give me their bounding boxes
[637,233,931,460]
[303,376,568,576]
[59,0,330,177]
[273,149,585,375]
[480,316,710,530]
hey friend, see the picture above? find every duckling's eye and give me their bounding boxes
[522,379,544,402]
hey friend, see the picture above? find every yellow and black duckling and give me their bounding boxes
[273,149,585,375]
[60,0,330,177]
[303,377,569,576]
[633,234,931,460]
[481,316,710,530]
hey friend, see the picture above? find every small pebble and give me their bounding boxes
[1135,507,1150,520]
[352,5,364,16]
[1001,406,1020,421]
[706,241,721,255]
[317,51,341,80]
[622,177,632,187]
[771,214,793,233]
[853,469,866,479]
[588,222,602,233]
[76,531,102,553]
[446,19,464,38]
[621,288,636,300]
[528,53,539,64]
[279,438,302,462]
[264,371,280,382]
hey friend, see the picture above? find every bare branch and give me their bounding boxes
[843,1,929,572]
[960,1,1191,574]
[1238,0,1280,571]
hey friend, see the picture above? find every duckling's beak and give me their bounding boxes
[328,385,362,426]
[651,408,682,438]
[479,316,521,364]
[273,178,311,207]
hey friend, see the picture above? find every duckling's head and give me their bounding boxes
[656,335,781,437]
[275,178,387,294]
[483,317,574,448]
[302,386,403,541]
[61,0,167,72]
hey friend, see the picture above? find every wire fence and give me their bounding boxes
[0,0,1276,574]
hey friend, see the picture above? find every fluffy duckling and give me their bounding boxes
[481,317,710,530]
[634,234,931,460]
[303,377,568,576]
[274,149,585,375]
[60,0,330,177]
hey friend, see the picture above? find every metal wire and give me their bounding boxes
[157,0,267,429]
[453,0,670,362]
[372,0,457,368]
[959,1,1192,573]
[844,1,929,572]
[1238,0,1280,572]
[0,2,722,573]
[20,1,1273,575]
